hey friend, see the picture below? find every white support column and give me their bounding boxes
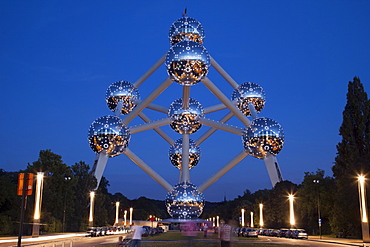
[210,56,239,89]
[202,77,251,128]
[114,100,124,116]
[196,112,234,145]
[199,150,249,192]
[200,117,244,135]
[129,117,171,134]
[181,133,191,183]
[263,153,283,187]
[182,85,190,109]
[138,113,174,145]
[203,104,227,114]
[133,53,166,88]
[247,102,258,120]
[123,148,172,192]
[91,151,109,189]
[123,77,173,125]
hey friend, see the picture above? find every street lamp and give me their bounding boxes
[32,172,44,237]
[313,179,322,238]
[288,194,295,228]
[63,176,71,233]
[259,203,264,228]
[241,209,245,227]
[89,191,95,227]
[124,210,127,227]
[129,207,133,225]
[115,201,120,225]
[250,212,254,228]
[358,175,370,243]
[216,216,220,227]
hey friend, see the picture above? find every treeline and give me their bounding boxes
[0,77,369,238]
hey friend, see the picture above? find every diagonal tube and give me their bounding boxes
[210,56,239,89]
[123,148,172,192]
[138,113,174,145]
[196,112,234,145]
[133,53,166,88]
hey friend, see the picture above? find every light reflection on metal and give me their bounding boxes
[242,117,284,159]
[169,17,205,45]
[166,40,210,85]
[232,82,266,116]
[168,98,204,134]
[106,81,140,115]
[88,115,130,157]
[165,182,205,220]
[169,138,200,170]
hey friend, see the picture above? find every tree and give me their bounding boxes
[331,77,370,237]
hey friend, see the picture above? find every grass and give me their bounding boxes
[102,231,307,247]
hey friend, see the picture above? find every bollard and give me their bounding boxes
[70,240,73,247]
[62,242,65,247]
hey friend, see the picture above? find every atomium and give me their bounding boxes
[88,115,130,157]
[232,82,266,116]
[165,182,205,220]
[106,81,140,115]
[242,117,284,159]
[165,40,210,85]
[169,138,201,170]
[168,98,204,134]
[169,16,205,45]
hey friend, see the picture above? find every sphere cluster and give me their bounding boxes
[168,98,204,134]
[169,16,205,45]
[88,115,130,157]
[242,117,284,159]
[166,40,210,85]
[169,138,201,170]
[165,182,205,219]
[232,82,266,116]
[106,81,140,115]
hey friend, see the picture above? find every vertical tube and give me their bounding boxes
[181,133,190,183]
[289,195,295,227]
[89,191,95,227]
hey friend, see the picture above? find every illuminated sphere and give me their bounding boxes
[168,98,204,134]
[169,16,205,45]
[165,40,210,85]
[169,138,201,170]
[88,115,130,157]
[105,81,140,115]
[165,182,205,220]
[242,117,284,159]
[232,82,266,116]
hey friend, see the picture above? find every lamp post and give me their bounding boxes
[124,210,127,227]
[313,179,322,238]
[241,209,245,227]
[259,203,264,228]
[32,172,44,237]
[115,202,120,225]
[216,216,220,227]
[129,207,133,225]
[62,176,71,233]
[250,212,254,228]
[358,175,370,244]
[288,194,295,228]
[89,191,95,227]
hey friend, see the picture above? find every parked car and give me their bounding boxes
[291,229,308,239]
[277,228,289,237]
[245,228,258,238]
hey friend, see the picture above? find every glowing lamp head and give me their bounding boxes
[169,138,201,170]
[232,82,266,116]
[242,117,284,159]
[168,98,204,134]
[166,40,210,85]
[106,81,140,115]
[169,16,205,45]
[165,182,205,220]
[88,115,130,157]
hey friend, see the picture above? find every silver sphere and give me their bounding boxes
[242,117,284,159]
[106,81,140,115]
[169,138,201,170]
[88,115,130,157]
[166,40,210,85]
[169,16,205,45]
[168,98,204,134]
[165,182,205,220]
[232,82,266,116]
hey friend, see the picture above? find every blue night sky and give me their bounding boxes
[1,1,370,202]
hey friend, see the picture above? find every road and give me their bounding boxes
[1,233,369,247]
